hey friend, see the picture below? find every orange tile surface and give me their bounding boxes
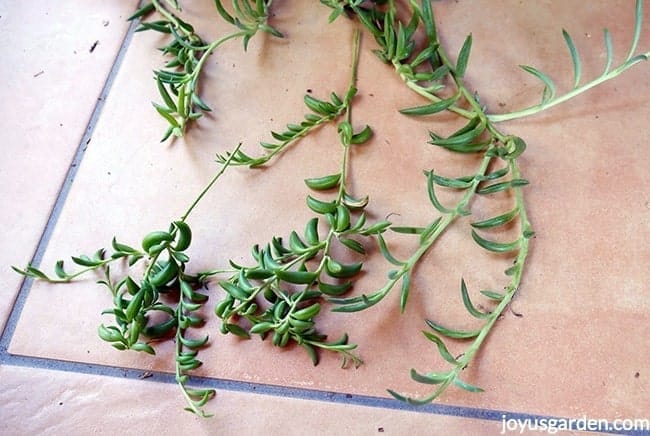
[0,365,505,436]
[0,0,140,332]
[2,1,648,434]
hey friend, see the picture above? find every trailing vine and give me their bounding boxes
[14,0,649,416]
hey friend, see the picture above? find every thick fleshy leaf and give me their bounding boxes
[471,230,521,253]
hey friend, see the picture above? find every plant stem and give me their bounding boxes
[488,53,650,122]
[180,142,243,221]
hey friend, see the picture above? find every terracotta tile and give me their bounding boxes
[0,1,140,332]
[6,0,649,426]
[0,365,502,435]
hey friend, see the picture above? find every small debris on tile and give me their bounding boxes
[306,88,312,93]
[58,402,63,406]
[378,428,384,433]
[635,372,640,378]
[102,20,110,27]
[510,306,523,318]
[33,70,44,78]
[139,372,153,379]
[90,40,99,53]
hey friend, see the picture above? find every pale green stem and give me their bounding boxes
[489,53,650,123]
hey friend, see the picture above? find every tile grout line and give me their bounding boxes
[0,9,642,435]
[0,14,141,352]
[0,354,640,436]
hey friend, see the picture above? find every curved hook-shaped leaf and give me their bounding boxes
[471,230,521,253]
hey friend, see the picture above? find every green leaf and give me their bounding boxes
[304,94,337,115]
[304,217,320,245]
[425,319,480,339]
[306,195,337,214]
[562,29,582,88]
[429,117,485,147]
[111,238,138,254]
[71,254,103,267]
[503,136,527,159]
[476,179,529,195]
[597,29,612,76]
[179,334,209,349]
[471,230,521,253]
[520,65,556,103]
[422,331,458,364]
[244,268,274,280]
[98,324,124,343]
[377,233,405,266]
[455,34,472,77]
[430,172,474,189]
[626,0,643,61]
[429,65,449,82]
[342,192,369,210]
[131,342,156,355]
[304,173,341,190]
[359,220,391,236]
[156,76,177,112]
[338,237,365,254]
[153,103,181,128]
[143,318,177,338]
[219,281,251,300]
[470,208,519,229]
[191,93,212,112]
[420,217,443,243]
[289,231,308,252]
[350,125,373,144]
[390,226,423,234]
[410,368,449,385]
[453,378,484,393]
[410,45,435,68]
[301,343,319,366]
[426,171,453,214]
[318,281,352,296]
[399,273,411,312]
[387,389,409,403]
[480,290,505,301]
[420,0,437,42]
[224,323,250,339]
[128,3,155,21]
[12,265,47,280]
[399,93,459,116]
[504,264,520,276]
[325,258,362,279]
[54,260,66,279]
[275,269,318,285]
[460,279,489,319]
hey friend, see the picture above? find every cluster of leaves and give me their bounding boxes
[130,0,282,141]
[14,150,246,416]
[215,90,357,167]
[15,220,217,416]
[215,31,388,367]
[320,0,647,403]
[215,149,390,366]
